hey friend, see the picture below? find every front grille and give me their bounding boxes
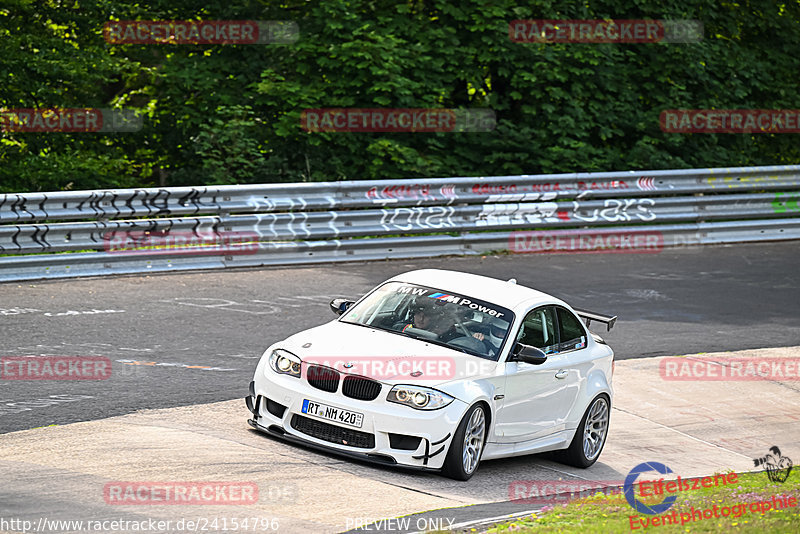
[291,414,375,449]
[307,364,340,392]
[342,375,382,401]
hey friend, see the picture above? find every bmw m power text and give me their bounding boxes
[246,269,616,480]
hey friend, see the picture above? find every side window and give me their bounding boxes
[557,307,587,351]
[517,307,558,353]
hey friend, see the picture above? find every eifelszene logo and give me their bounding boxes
[624,462,677,515]
[753,446,793,483]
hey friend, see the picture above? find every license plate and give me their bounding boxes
[301,399,364,428]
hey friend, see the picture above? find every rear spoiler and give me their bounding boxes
[574,308,617,331]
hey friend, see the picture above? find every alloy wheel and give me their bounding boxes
[462,407,485,474]
[582,397,609,461]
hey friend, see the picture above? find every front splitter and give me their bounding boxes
[247,417,440,474]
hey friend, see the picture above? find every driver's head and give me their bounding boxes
[488,318,508,347]
[413,298,455,333]
[412,300,436,330]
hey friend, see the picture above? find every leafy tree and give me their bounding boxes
[1,0,798,193]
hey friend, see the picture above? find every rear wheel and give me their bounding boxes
[442,404,487,480]
[561,394,610,468]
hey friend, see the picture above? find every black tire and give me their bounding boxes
[560,394,610,468]
[442,403,487,481]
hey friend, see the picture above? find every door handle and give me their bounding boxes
[555,370,568,379]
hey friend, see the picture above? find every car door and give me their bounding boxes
[493,306,582,443]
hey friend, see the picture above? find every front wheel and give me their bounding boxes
[442,404,487,480]
[561,394,610,468]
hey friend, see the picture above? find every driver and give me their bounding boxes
[483,318,508,358]
[403,300,449,335]
[403,301,489,348]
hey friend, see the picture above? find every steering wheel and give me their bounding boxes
[454,314,477,339]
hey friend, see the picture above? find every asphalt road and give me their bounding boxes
[1,241,798,434]
[2,348,798,533]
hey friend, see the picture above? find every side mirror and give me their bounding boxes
[330,298,354,316]
[512,343,547,365]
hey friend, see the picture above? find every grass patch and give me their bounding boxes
[488,471,799,533]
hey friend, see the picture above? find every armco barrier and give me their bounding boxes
[0,165,798,282]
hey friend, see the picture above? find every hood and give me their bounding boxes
[278,320,499,387]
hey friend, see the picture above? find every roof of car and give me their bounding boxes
[388,269,556,311]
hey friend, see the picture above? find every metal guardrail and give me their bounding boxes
[2,164,799,222]
[1,165,799,282]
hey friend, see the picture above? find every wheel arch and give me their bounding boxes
[584,368,613,409]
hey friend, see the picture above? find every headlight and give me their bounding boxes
[268,349,301,378]
[387,385,454,410]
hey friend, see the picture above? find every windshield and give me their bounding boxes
[340,281,514,360]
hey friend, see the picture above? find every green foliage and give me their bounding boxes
[1,0,799,193]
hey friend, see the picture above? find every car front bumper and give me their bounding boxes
[245,374,468,470]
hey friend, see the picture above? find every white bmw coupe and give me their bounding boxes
[246,269,616,480]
